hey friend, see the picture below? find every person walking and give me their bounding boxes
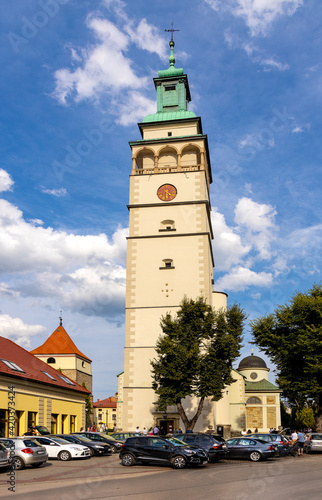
[135,426,140,435]
[142,427,147,435]
[297,430,305,456]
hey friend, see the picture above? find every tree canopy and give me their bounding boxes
[250,284,322,430]
[151,296,246,431]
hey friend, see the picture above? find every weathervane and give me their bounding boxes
[59,310,63,326]
[164,23,180,42]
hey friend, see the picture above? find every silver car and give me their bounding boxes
[304,433,322,453]
[0,437,48,470]
[0,442,10,469]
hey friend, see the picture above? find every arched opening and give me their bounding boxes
[246,397,262,405]
[181,145,201,170]
[158,146,177,172]
[47,357,56,364]
[135,149,155,174]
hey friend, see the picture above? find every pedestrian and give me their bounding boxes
[23,428,33,436]
[113,424,117,432]
[100,423,105,433]
[247,429,252,434]
[142,427,147,435]
[148,427,153,435]
[254,428,258,434]
[297,430,305,456]
[269,427,273,433]
[291,430,298,446]
[153,425,159,435]
[79,427,84,432]
[135,426,140,435]
[92,424,96,432]
[241,428,247,435]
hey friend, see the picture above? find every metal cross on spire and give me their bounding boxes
[165,23,180,42]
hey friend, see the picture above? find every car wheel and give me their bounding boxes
[249,451,261,462]
[13,457,24,470]
[121,453,136,466]
[110,445,118,453]
[171,455,187,469]
[58,450,72,461]
[31,463,42,468]
[89,448,95,457]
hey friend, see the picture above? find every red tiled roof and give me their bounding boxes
[30,325,91,361]
[0,337,90,394]
[93,397,117,408]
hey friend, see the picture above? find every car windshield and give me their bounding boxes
[50,437,71,444]
[74,436,93,443]
[97,433,116,441]
[164,437,186,446]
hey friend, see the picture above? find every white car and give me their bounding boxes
[29,436,91,461]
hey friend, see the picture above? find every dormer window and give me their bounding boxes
[47,357,56,364]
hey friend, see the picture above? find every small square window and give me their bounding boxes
[168,132,172,137]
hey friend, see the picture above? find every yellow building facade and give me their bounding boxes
[0,337,89,437]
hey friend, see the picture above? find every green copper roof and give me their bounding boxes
[143,110,196,123]
[245,379,281,392]
[143,39,196,124]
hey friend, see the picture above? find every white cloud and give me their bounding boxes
[215,266,273,291]
[40,187,68,197]
[0,174,128,319]
[115,91,156,126]
[212,209,251,271]
[0,314,47,348]
[0,169,14,192]
[206,0,303,36]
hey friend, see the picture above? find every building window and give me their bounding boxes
[112,414,116,421]
[47,357,56,364]
[159,259,174,270]
[168,132,172,137]
[0,410,8,438]
[70,415,76,433]
[28,412,37,429]
[165,85,176,91]
[0,359,25,373]
[42,371,56,381]
[51,414,58,434]
[59,375,75,386]
[246,397,262,405]
[159,220,176,232]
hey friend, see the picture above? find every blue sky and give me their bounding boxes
[1,0,321,399]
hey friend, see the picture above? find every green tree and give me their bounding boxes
[151,296,246,431]
[82,382,93,428]
[250,284,322,430]
[294,407,316,430]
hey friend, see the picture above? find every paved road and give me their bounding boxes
[1,453,321,499]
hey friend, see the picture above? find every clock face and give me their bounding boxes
[250,372,258,380]
[157,184,177,202]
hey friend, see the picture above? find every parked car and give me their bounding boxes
[0,442,10,470]
[28,436,91,461]
[110,432,138,443]
[53,434,111,456]
[304,433,322,453]
[33,425,50,435]
[72,432,123,453]
[172,432,227,462]
[247,433,290,456]
[119,435,208,469]
[224,437,276,461]
[0,437,48,470]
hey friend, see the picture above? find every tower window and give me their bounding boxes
[47,357,56,364]
[159,220,176,232]
[165,85,176,91]
[160,259,174,270]
[168,132,172,137]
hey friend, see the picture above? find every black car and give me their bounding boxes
[225,437,276,461]
[119,435,208,469]
[110,432,138,443]
[71,432,123,453]
[172,432,227,462]
[53,434,111,456]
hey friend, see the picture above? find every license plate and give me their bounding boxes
[37,450,44,454]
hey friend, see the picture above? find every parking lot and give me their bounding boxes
[1,452,322,500]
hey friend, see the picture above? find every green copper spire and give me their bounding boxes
[142,29,196,123]
[158,39,184,78]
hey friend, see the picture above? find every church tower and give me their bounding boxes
[121,38,226,431]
